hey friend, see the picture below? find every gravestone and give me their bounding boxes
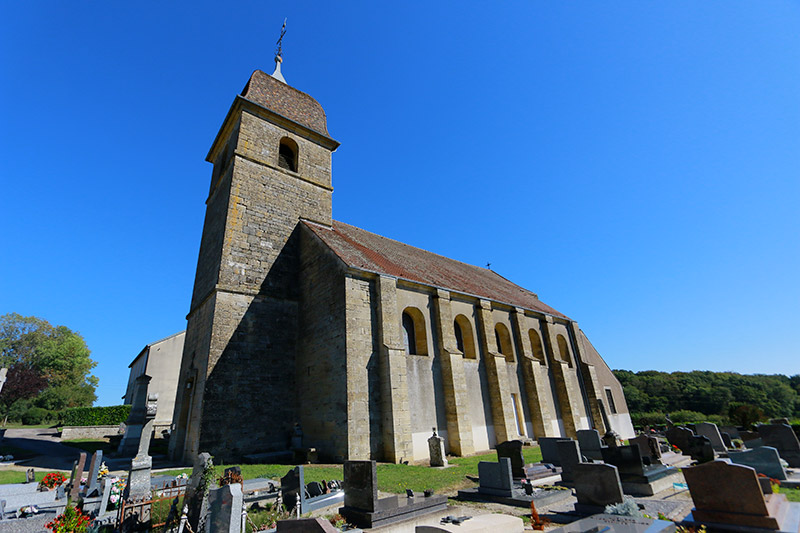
[118,375,154,457]
[281,466,305,511]
[602,430,622,448]
[69,452,88,501]
[276,517,338,533]
[665,426,693,454]
[342,461,377,512]
[339,460,447,529]
[770,418,790,425]
[682,460,799,531]
[576,429,604,461]
[720,426,741,440]
[86,450,103,497]
[757,424,800,467]
[686,435,714,463]
[25,469,35,484]
[728,446,787,481]
[720,432,733,449]
[307,481,323,498]
[428,429,447,467]
[208,483,243,533]
[495,440,524,478]
[629,435,661,464]
[185,452,214,530]
[551,514,677,533]
[740,430,761,442]
[601,445,680,496]
[477,458,513,497]
[572,463,624,515]
[538,437,570,465]
[695,422,726,452]
[556,439,582,484]
[125,392,157,501]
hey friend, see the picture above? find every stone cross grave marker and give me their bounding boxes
[428,428,447,467]
[573,462,624,514]
[576,429,604,461]
[208,483,243,533]
[556,439,582,483]
[69,452,88,501]
[496,440,525,478]
[477,457,513,497]
[695,422,726,452]
[728,446,788,481]
[126,392,157,501]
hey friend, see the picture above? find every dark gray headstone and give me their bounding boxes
[477,458,513,497]
[721,432,733,449]
[665,426,693,453]
[728,446,787,480]
[686,435,715,463]
[601,445,646,477]
[720,426,740,440]
[307,481,323,498]
[629,435,661,464]
[757,424,800,467]
[281,466,305,511]
[208,483,243,533]
[538,437,570,465]
[343,460,377,512]
[695,422,726,452]
[556,440,582,483]
[573,463,624,508]
[495,440,525,478]
[576,430,604,460]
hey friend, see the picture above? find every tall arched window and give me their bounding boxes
[278,137,298,172]
[401,308,428,355]
[528,329,546,364]
[556,334,572,367]
[494,323,514,363]
[453,314,477,359]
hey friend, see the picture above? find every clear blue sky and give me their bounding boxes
[2,2,798,407]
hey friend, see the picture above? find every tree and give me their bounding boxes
[0,314,98,421]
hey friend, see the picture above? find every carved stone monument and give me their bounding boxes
[428,428,447,467]
[118,375,155,457]
[124,392,158,501]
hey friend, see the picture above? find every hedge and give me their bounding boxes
[62,405,131,427]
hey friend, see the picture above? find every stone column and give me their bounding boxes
[476,300,517,444]
[571,322,607,434]
[541,317,580,437]
[511,309,557,438]
[432,290,474,456]
[376,276,413,463]
[118,374,152,457]
[126,393,158,501]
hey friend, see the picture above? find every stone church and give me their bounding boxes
[168,56,634,465]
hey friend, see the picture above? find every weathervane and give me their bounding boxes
[275,18,287,60]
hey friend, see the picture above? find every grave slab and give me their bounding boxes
[549,513,677,533]
[758,424,800,467]
[416,513,524,533]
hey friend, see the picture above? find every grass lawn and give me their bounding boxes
[61,438,116,455]
[161,446,543,495]
[0,470,62,484]
[776,485,800,502]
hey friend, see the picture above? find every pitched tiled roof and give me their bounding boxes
[304,220,569,319]
[241,70,331,137]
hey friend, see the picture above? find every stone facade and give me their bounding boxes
[169,66,633,465]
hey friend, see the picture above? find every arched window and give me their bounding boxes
[528,329,546,364]
[401,308,428,355]
[494,323,514,363]
[556,334,572,367]
[453,314,477,359]
[278,137,298,172]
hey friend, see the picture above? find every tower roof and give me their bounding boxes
[241,69,331,138]
[304,220,570,319]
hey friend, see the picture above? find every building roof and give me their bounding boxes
[241,70,331,138]
[303,220,569,319]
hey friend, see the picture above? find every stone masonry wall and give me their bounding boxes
[298,226,348,460]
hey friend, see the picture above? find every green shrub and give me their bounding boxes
[630,411,668,428]
[21,407,52,425]
[62,405,131,427]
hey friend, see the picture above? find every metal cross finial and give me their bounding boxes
[275,18,287,59]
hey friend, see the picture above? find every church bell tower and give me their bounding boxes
[169,49,340,463]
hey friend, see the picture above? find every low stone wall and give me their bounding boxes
[61,425,122,441]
